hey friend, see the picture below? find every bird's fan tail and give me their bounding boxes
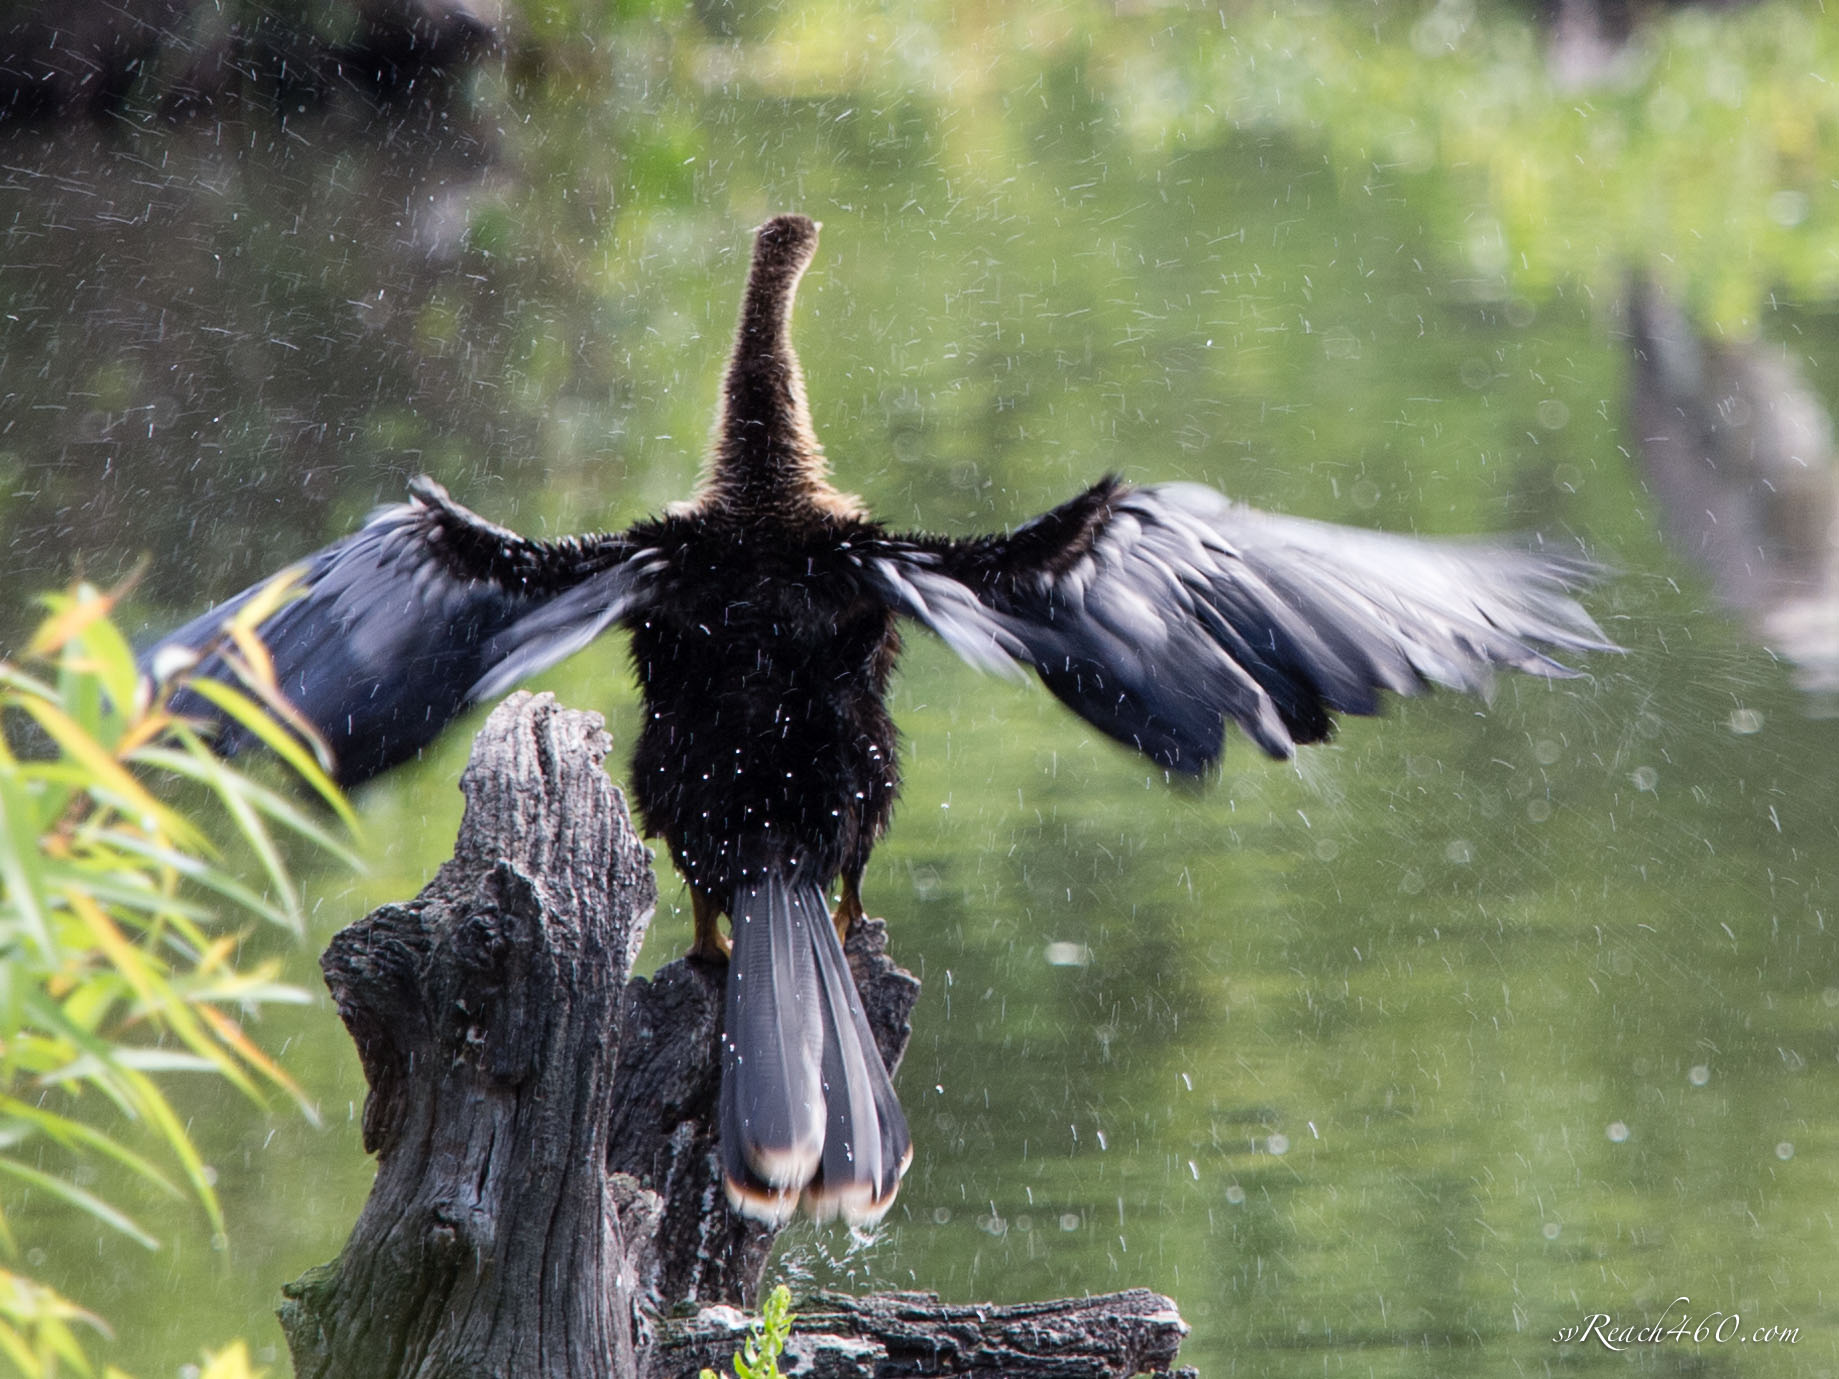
[720,871,910,1226]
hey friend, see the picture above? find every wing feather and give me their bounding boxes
[145,476,656,784]
[862,477,1614,772]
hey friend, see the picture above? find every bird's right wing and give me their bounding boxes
[146,476,660,785]
[859,477,1614,773]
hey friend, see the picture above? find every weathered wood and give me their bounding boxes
[282,690,1188,1379]
[279,692,657,1379]
[652,1289,1194,1379]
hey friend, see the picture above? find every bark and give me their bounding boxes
[651,1289,1195,1379]
[281,691,1189,1379]
[278,692,655,1379]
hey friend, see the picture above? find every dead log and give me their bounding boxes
[281,690,1189,1379]
[652,1289,1194,1379]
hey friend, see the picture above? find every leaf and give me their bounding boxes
[62,892,260,1103]
[116,1066,223,1235]
[199,1339,268,1379]
[0,774,57,967]
[92,829,295,933]
[123,745,302,936]
[0,1321,38,1378]
[225,566,309,634]
[68,607,143,736]
[0,1158,159,1251]
[39,1051,221,1081]
[25,583,121,661]
[136,741,363,875]
[110,705,180,761]
[33,861,215,927]
[193,1005,312,1116]
[0,662,59,701]
[0,1097,180,1199]
[176,680,356,833]
[11,696,202,853]
[13,993,145,1122]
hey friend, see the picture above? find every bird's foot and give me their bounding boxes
[830,880,867,946]
[687,892,731,963]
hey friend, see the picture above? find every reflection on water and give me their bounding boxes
[1625,275,1839,697]
[4,7,1838,1377]
[0,103,502,618]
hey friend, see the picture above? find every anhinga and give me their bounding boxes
[151,214,1612,1225]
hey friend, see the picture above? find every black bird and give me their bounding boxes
[150,214,1612,1224]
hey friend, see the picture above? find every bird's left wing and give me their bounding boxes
[858,477,1614,773]
[147,476,659,784]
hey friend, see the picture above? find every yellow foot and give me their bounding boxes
[687,891,731,963]
[830,878,867,946]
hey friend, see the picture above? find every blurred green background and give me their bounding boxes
[3,0,1838,1374]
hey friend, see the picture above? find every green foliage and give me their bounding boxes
[0,580,357,1377]
[1136,1,1839,335]
[492,0,1838,340]
[699,1284,795,1379]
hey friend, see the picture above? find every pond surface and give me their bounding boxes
[3,4,1837,1376]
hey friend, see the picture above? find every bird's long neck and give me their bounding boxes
[690,215,863,524]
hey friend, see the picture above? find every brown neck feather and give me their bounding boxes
[688,214,863,524]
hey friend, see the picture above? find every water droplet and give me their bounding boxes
[1728,708,1764,735]
[1606,1121,1630,1143]
[1768,190,1808,227]
[1536,399,1570,430]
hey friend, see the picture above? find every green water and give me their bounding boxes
[3,3,1837,1375]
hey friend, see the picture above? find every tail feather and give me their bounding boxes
[721,877,825,1211]
[804,921,912,1220]
[720,871,911,1225]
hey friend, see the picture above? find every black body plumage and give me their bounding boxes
[147,214,1614,1224]
[622,509,900,907]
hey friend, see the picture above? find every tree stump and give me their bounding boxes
[280,692,1191,1379]
[278,692,654,1379]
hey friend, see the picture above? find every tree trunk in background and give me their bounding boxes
[279,692,1191,1379]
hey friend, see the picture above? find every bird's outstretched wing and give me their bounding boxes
[146,476,657,785]
[860,477,1614,772]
